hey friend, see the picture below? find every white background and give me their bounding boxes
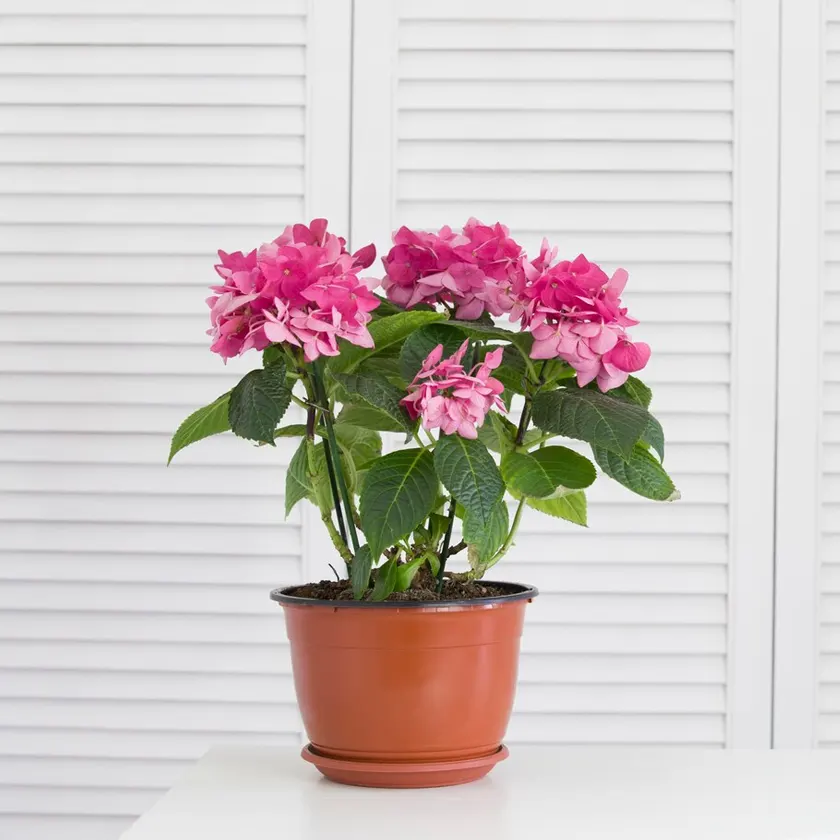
[0,0,835,838]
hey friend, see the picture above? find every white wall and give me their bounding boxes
[0,0,833,838]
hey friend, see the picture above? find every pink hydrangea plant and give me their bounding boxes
[207,219,378,362]
[401,340,506,439]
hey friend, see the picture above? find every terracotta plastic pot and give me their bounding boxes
[271,581,537,788]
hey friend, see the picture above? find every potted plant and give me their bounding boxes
[168,218,678,788]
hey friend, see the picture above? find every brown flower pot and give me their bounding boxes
[271,581,537,788]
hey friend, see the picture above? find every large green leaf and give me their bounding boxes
[643,416,666,462]
[531,387,651,458]
[168,392,230,464]
[329,310,447,374]
[285,438,312,518]
[602,376,664,461]
[332,425,382,469]
[527,491,587,526]
[592,444,680,501]
[501,445,596,498]
[336,403,406,433]
[433,435,504,531]
[228,362,292,445]
[334,372,415,434]
[464,499,509,576]
[359,448,438,560]
[399,323,466,382]
[351,545,373,600]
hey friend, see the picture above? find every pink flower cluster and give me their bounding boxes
[207,219,378,362]
[382,220,650,392]
[401,341,506,439]
[520,251,651,392]
[381,218,523,320]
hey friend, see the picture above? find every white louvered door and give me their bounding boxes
[0,1,351,838]
[352,0,779,748]
[774,0,840,749]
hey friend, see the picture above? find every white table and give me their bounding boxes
[120,746,840,839]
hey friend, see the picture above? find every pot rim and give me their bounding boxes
[270,580,538,609]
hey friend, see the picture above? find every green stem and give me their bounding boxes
[515,360,549,446]
[436,497,457,593]
[322,510,353,565]
[486,496,526,569]
[311,361,361,555]
[304,379,348,549]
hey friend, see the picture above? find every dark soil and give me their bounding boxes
[286,566,507,602]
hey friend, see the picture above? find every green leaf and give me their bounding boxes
[351,545,373,600]
[437,319,532,355]
[228,363,292,445]
[329,310,447,374]
[356,355,406,386]
[493,364,527,398]
[615,375,652,409]
[592,443,680,501]
[310,441,356,511]
[168,392,230,464]
[395,556,425,592]
[476,412,517,454]
[336,403,406,433]
[274,424,309,439]
[332,425,382,469]
[501,446,596,498]
[428,512,450,545]
[262,344,286,368]
[359,449,438,560]
[284,437,355,517]
[285,438,312,518]
[464,499,509,576]
[527,491,587,526]
[370,294,405,318]
[399,323,466,382]
[370,557,398,601]
[540,359,577,387]
[433,435,504,532]
[532,387,651,458]
[424,550,440,578]
[601,376,664,461]
[643,415,665,462]
[334,372,415,434]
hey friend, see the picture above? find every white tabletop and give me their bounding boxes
[120,746,840,840]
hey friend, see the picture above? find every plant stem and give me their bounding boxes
[321,509,353,565]
[486,496,526,569]
[311,361,361,555]
[515,399,532,446]
[436,497,457,593]
[305,380,348,549]
[515,360,548,446]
